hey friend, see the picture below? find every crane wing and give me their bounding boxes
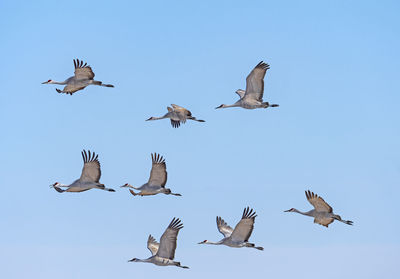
[148,153,167,187]
[244,61,270,102]
[235,89,246,99]
[305,190,333,213]
[314,217,334,227]
[171,104,191,124]
[80,150,101,183]
[171,104,187,112]
[61,84,86,94]
[230,207,257,242]
[147,235,159,256]
[74,59,95,80]
[216,216,233,238]
[156,218,183,260]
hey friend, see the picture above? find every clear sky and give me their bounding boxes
[1,0,399,278]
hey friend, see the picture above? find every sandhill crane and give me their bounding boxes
[146,104,205,128]
[216,61,279,110]
[198,207,264,250]
[284,190,353,227]
[128,218,189,269]
[50,150,115,193]
[120,153,181,196]
[42,59,114,95]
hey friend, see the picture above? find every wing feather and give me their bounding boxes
[230,207,257,242]
[147,235,159,256]
[156,218,183,260]
[148,153,167,187]
[244,61,270,102]
[305,190,332,213]
[216,216,233,238]
[74,59,95,80]
[79,149,101,183]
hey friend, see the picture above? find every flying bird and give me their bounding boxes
[284,190,353,227]
[50,150,115,193]
[42,59,114,95]
[216,61,279,110]
[128,218,189,269]
[120,153,181,196]
[146,104,205,128]
[198,207,264,250]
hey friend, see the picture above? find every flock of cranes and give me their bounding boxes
[45,59,353,269]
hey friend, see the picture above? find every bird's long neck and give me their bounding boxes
[51,80,68,85]
[205,240,222,245]
[223,103,240,108]
[150,116,167,121]
[293,208,312,216]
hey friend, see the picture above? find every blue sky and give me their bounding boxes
[1,0,399,278]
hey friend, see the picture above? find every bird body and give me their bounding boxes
[121,153,181,196]
[216,61,279,110]
[199,207,264,250]
[285,190,353,227]
[51,150,115,193]
[129,218,189,269]
[42,59,114,95]
[146,104,205,128]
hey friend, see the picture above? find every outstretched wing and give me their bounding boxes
[235,89,246,99]
[156,218,183,260]
[80,150,101,183]
[314,217,334,227]
[74,59,95,80]
[171,104,191,124]
[216,216,233,238]
[147,235,159,256]
[148,153,167,187]
[244,61,270,102]
[230,207,257,242]
[305,190,332,213]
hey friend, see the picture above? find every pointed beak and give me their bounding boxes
[197,241,205,244]
[145,117,152,121]
[215,105,223,109]
[284,209,291,212]
[120,185,128,188]
[42,81,49,84]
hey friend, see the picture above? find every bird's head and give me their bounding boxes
[215,104,226,109]
[50,182,60,187]
[198,240,208,244]
[42,79,53,84]
[128,258,139,262]
[146,117,156,121]
[120,183,131,188]
[284,208,295,212]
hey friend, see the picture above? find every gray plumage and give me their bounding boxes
[216,61,279,110]
[42,59,114,95]
[146,104,205,128]
[198,207,264,250]
[50,150,115,193]
[284,190,353,227]
[120,153,181,196]
[128,218,189,269]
